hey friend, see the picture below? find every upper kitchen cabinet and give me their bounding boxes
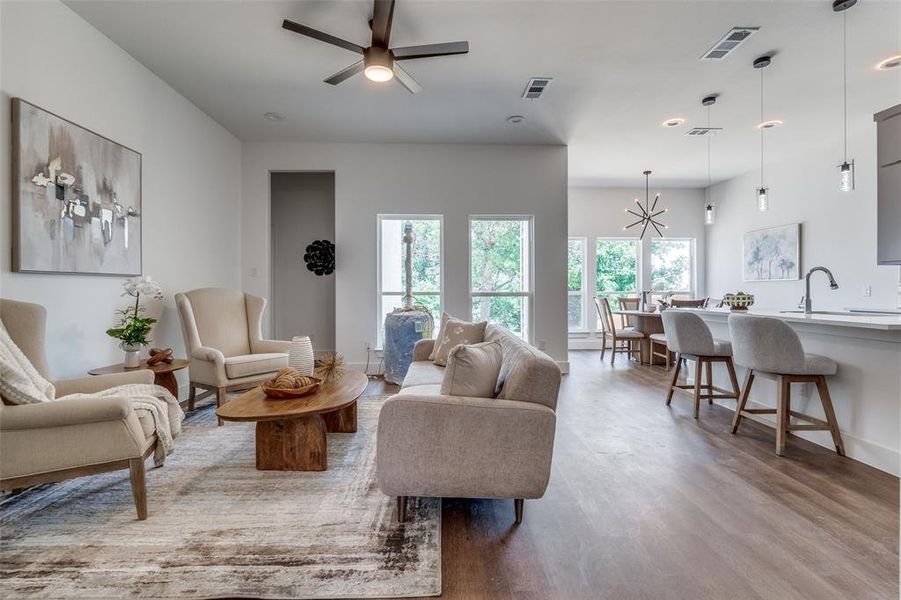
[875,103,901,265]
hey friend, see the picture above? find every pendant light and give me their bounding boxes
[753,55,772,212]
[834,0,857,191]
[623,170,668,240]
[702,95,717,225]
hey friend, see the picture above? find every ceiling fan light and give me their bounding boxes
[363,46,394,82]
[364,64,394,82]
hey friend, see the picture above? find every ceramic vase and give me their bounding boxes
[122,343,143,368]
[289,336,315,376]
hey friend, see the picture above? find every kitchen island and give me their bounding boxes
[689,308,901,475]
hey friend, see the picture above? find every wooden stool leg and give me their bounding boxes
[732,370,754,433]
[816,376,845,456]
[725,358,741,402]
[693,359,703,419]
[776,376,790,456]
[666,353,682,406]
[705,361,714,405]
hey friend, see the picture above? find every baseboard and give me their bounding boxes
[557,361,570,374]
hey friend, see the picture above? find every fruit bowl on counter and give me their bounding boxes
[722,292,755,311]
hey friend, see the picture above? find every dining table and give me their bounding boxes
[611,308,664,365]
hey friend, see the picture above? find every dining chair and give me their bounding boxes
[594,297,643,365]
[660,310,740,419]
[670,298,709,308]
[618,297,640,328]
[728,314,845,457]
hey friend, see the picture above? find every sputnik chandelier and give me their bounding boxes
[624,170,668,239]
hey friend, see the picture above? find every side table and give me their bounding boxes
[88,358,190,399]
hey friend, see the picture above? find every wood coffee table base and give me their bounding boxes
[253,402,358,471]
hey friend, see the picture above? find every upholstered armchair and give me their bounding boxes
[175,288,290,423]
[0,299,157,519]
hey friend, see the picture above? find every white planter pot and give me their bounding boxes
[121,343,143,368]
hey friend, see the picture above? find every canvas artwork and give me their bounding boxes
[742,223,801,282]
[12,98,142,275]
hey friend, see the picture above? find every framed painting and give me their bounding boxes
[11,98,142,275]
[742,223,801,282]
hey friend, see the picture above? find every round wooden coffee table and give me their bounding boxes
[216,371,368,472]
[88,358,190,398]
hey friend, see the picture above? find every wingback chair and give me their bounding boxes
[175,288,290,423]
[0,299,157,519]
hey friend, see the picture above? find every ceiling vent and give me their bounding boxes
[685,127,723,136]
[701,27,759,61]
[522,77,553,99]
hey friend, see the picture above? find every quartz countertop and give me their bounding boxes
[690,307,901,331]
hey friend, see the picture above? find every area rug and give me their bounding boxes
[0,395,441,599]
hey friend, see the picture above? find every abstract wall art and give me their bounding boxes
[11,98,142,275]
[742,223,801,282]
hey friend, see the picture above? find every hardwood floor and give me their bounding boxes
[368,350,899,600]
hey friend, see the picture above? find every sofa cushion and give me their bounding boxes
[397,384,443,396]
[441,341,503,398]
[485,324,561,411]
[224,353,288,379]
[402,361,445,389]
[432,316,487,367]
[428,313,450,361]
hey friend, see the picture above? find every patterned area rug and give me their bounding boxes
[0,394,441,599]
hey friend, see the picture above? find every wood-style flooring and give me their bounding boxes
[367,350,899,600]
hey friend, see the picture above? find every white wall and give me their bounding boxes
[0,1,242,380]
[568,186,708,346]
[241,142,568,367]
[270,172,336,351]
[706,105,900,312]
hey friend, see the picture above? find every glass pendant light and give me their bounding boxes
[754,55,771,212]
[702,95,717,225]
[834,0,857,191]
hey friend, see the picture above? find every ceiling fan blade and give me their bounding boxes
[392,41,469,60]
[324,60,364,85]
[282,19,364,54]
[393,64,422,94]
[370,0,396,48]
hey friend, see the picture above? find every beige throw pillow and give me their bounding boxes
[428,312,450,361]
[441,341,503,398]
[432,316,487,367]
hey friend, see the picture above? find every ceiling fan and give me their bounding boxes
[282,0,469,94]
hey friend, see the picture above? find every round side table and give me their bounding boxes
[88,358,190,399]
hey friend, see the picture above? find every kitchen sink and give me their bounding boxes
[779,310,865,316]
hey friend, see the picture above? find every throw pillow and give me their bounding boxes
[441,341,503,398]
[428,312,450,361]
[0,321,55,404]
[432,317,487,367]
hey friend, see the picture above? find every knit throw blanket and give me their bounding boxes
[0,322,183,466]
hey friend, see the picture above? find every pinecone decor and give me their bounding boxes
[303,240,335,276]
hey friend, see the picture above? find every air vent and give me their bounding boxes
[685,127,723,136]
[701,27,759,61]
[522,77,553,99]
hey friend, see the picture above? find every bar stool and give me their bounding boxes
[728,314,844,457]
[661,310,741,419]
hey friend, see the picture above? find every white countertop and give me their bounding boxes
[690,307,901,331]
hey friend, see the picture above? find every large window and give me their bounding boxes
[470,217,533,340]
[377,216,442,346]
[595,238,640,307]
[568,238,586,331]
[651,239,694,297]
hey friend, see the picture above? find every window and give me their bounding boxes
[568,238,586,331]
[651,239,694,297]
[377,216,442,346]
[470,217,533,340]
[595,239,640,322]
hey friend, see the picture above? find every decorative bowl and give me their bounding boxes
[261,377,322,399]
[722,292,755,311]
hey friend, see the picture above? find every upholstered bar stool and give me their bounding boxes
[661,310,740,419]
[728,314,844,457]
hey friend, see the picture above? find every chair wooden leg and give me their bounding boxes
[188,384,196,412]
[514,498,524,524]
[129,456,148,520]
[705,361,714,405]
[397,496,407,523]
[216,387,226,426]
[665,347,671,370]
[666,353,682,406]
[693,359,703,419]
[732,369,754,433]
[816,376,846,456]
[600,333,606,360]
[610,336,617,365]
[776,376,790,456]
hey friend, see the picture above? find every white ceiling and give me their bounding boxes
[67,0,900,187]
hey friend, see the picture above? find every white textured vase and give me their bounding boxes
[289,336,315,376]
[122,343,142,369]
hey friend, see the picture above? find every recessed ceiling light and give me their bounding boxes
[264,112,285,121]
[662,118,686,128]
[757,119,783,129]
[506,115,525,124]
[876,54,901,70]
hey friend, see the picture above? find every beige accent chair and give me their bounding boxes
[377,324,560,525]
[0,299,157,519]
[175,288,290,423]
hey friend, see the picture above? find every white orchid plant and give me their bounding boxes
[106,276,164,348]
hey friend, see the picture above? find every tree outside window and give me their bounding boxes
[651,239,694,298]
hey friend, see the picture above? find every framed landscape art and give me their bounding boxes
[11,98,142,275]
[742,223,801,282]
